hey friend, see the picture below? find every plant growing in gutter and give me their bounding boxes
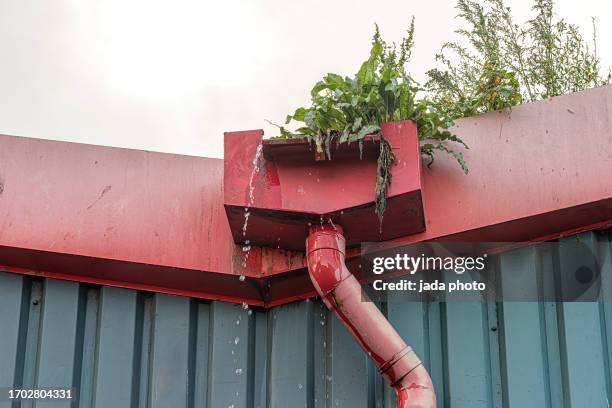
[426,0,611,116]
[268,0,610,223]
[271,20,468,222]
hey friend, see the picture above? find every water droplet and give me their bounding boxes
[242,302,249,310]
[228,405,234,408]
[241,212,251,236]
[298,383,303,390]
[235,368,243,375]
[234,336,240,345]
[245,240,250,245]
[247,309,253,315]
[328,218,336,229]
[320,320,325,326]
[242,245,251,252]
[239,274,246,282]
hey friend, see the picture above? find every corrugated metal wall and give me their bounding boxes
[1,230,612,408]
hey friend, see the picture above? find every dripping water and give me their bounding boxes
[328,218,337,231]
[241,143,263,236]
[239,143,263,281]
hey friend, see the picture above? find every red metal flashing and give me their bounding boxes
[223,121,425,250]
[0,245,265,306]
[1,85,611,306]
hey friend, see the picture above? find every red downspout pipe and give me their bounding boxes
[306,224,436,408]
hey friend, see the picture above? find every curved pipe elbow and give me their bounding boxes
[395,365,436,408]
[306,224,435,408]
[306,243,351,296]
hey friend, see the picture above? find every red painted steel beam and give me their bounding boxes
[0,134,301,304]
[0,135,233,274]
[396,85,612,246]
[1,85,612,306]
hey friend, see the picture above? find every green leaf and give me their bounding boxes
[279,127,293,138]
[303,110,317,131]
[325,73,345,89]
[339,128,351,144]
[310,80,328,97]
[295,127,316,135]
[426,144,469,174]
[291,107,306,122]
[357,42,382,83]
[350,124,380,142]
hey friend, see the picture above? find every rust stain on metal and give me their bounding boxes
[259,247,306,277]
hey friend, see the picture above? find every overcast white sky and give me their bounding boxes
[1,0,610,159]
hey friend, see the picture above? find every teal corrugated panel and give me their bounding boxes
[92,287,138,408]
[1,229,612,407]
[269,301,313,407]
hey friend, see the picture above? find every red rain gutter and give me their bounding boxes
[307,224,435,407]
[1,85,612,306]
